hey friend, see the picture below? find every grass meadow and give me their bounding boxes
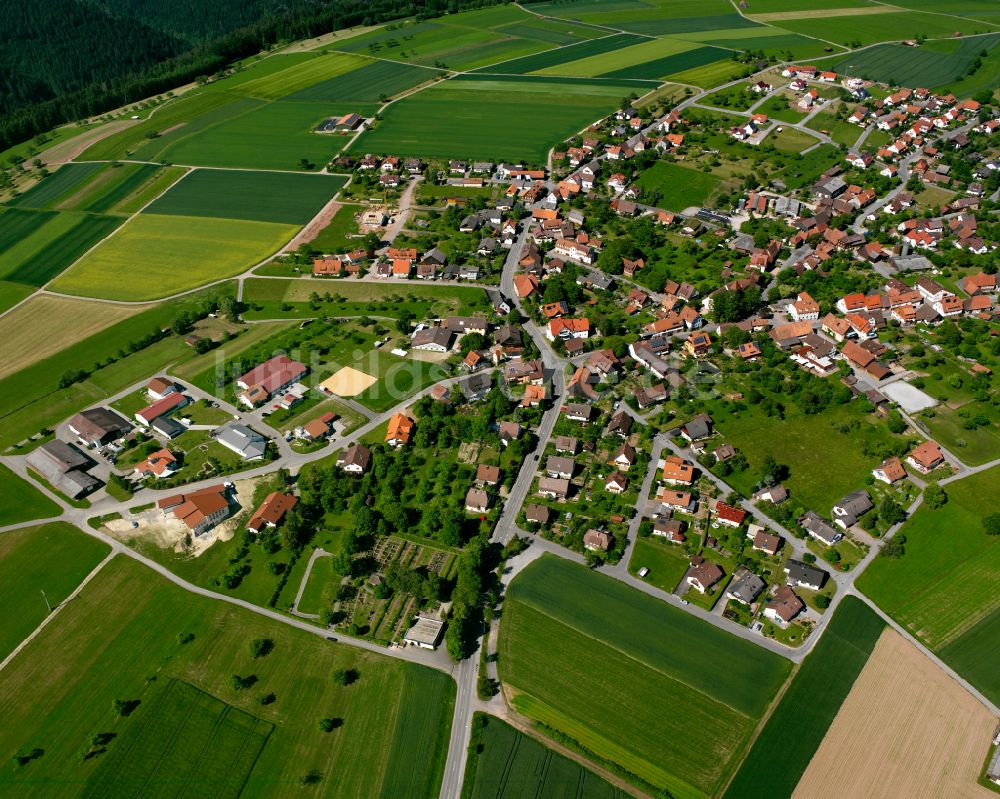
[144,169,346,225]
[475,32,649,75]
[499,556,790,798]
[628,536,690,592]
[288,58,436,103]
[0,556,455,798]
[462,714,627,799]
[241,278,490,320]
[0,522,109,661]
[635,160,723,210]
[356,75,644,163]
[857,466,1000,651]
[0,466,62,526]
[722,597,886,799]
[775,9,996,47]
[0,280,33,314]
[51,214,297,300]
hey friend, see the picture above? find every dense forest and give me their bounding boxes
[0,0,504,152]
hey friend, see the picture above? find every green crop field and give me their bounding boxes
[531,35,695,77]
[496,19,606,46]
[0,523,109,661]
[723,597,885,799]
[0,280,33,314]
[462,714,627,799]
[222,51,367,100]
[0,465,61,525]
[0,208,124,287]
[0,556,455,797]
[144,169,346,224]
[603,45,729,80]
[499,556,790,798]
[289,58,436,102]
[150,99,364,171]
[857,467,1000,651]
[937,605,1000,707]
[473,32,648,75]
[776,10,996,47]
[52,214,296,301]
[532,0,762,35]
[82,677,272,798]
[354,75,643,163]
[8,162,105,209]
[828,34,1000,90]
[746,0,871,11]
[636,161,723,210]
[665,57,747,88]
[81,92,243,161]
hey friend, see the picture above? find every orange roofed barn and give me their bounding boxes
[158,485,232,536]
[386,413,415,447]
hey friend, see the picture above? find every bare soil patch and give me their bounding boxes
[751,6,904,20]
[320,365,378,396]
[793,628,997,799]
[282,198,341,252]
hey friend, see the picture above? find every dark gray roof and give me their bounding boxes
[726,567,766,604]
[784,558,827,588]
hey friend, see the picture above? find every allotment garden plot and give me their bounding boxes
[499,555,790,799]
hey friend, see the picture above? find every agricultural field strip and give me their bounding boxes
[508,596,757,722]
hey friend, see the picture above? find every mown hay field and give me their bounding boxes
[498,556,791,798]
[723,597,885,799]
[51,214,297,300]
[144,169,346,225]
[0,556,455,798]
[792,630,997,799]
[0,294,147,379]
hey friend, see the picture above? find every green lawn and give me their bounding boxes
[723,596,885,799]
[0,280,34,314]
[462,713,627,799]
[635,160,723,211]
[352,75,645,164]
[776,9,995,47]
[499,555,791,798]
[0,522,109,660]
[857,466,1000,651]
[51,214,297,301]
[805,109,863,148]
[0,556,455,798]
[0,462,62,524]
[628,536,690,593]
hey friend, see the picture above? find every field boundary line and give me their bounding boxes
[0,548,117,674]
[509,597,755,721]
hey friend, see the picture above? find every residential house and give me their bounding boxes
[337,444,372,474]
[765,585,804,627]
[784,558,827,590]
[136,391,188,426]
[832,489,873,529]
[873,456,907,484]
[237,355,308,409]
[800,510,843,545]
[247,492,298,534]
[686,557,724,593]
[907,440,944,473]
[584,529,612,551]
[134,448,178,480]
[537,476,570,499]
[726,568,766,605]
[216,424,267,461]
[465,488,490,514]
[386,413,415,447]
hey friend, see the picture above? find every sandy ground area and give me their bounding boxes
[793,629,997,799]
[320,366,378,396]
